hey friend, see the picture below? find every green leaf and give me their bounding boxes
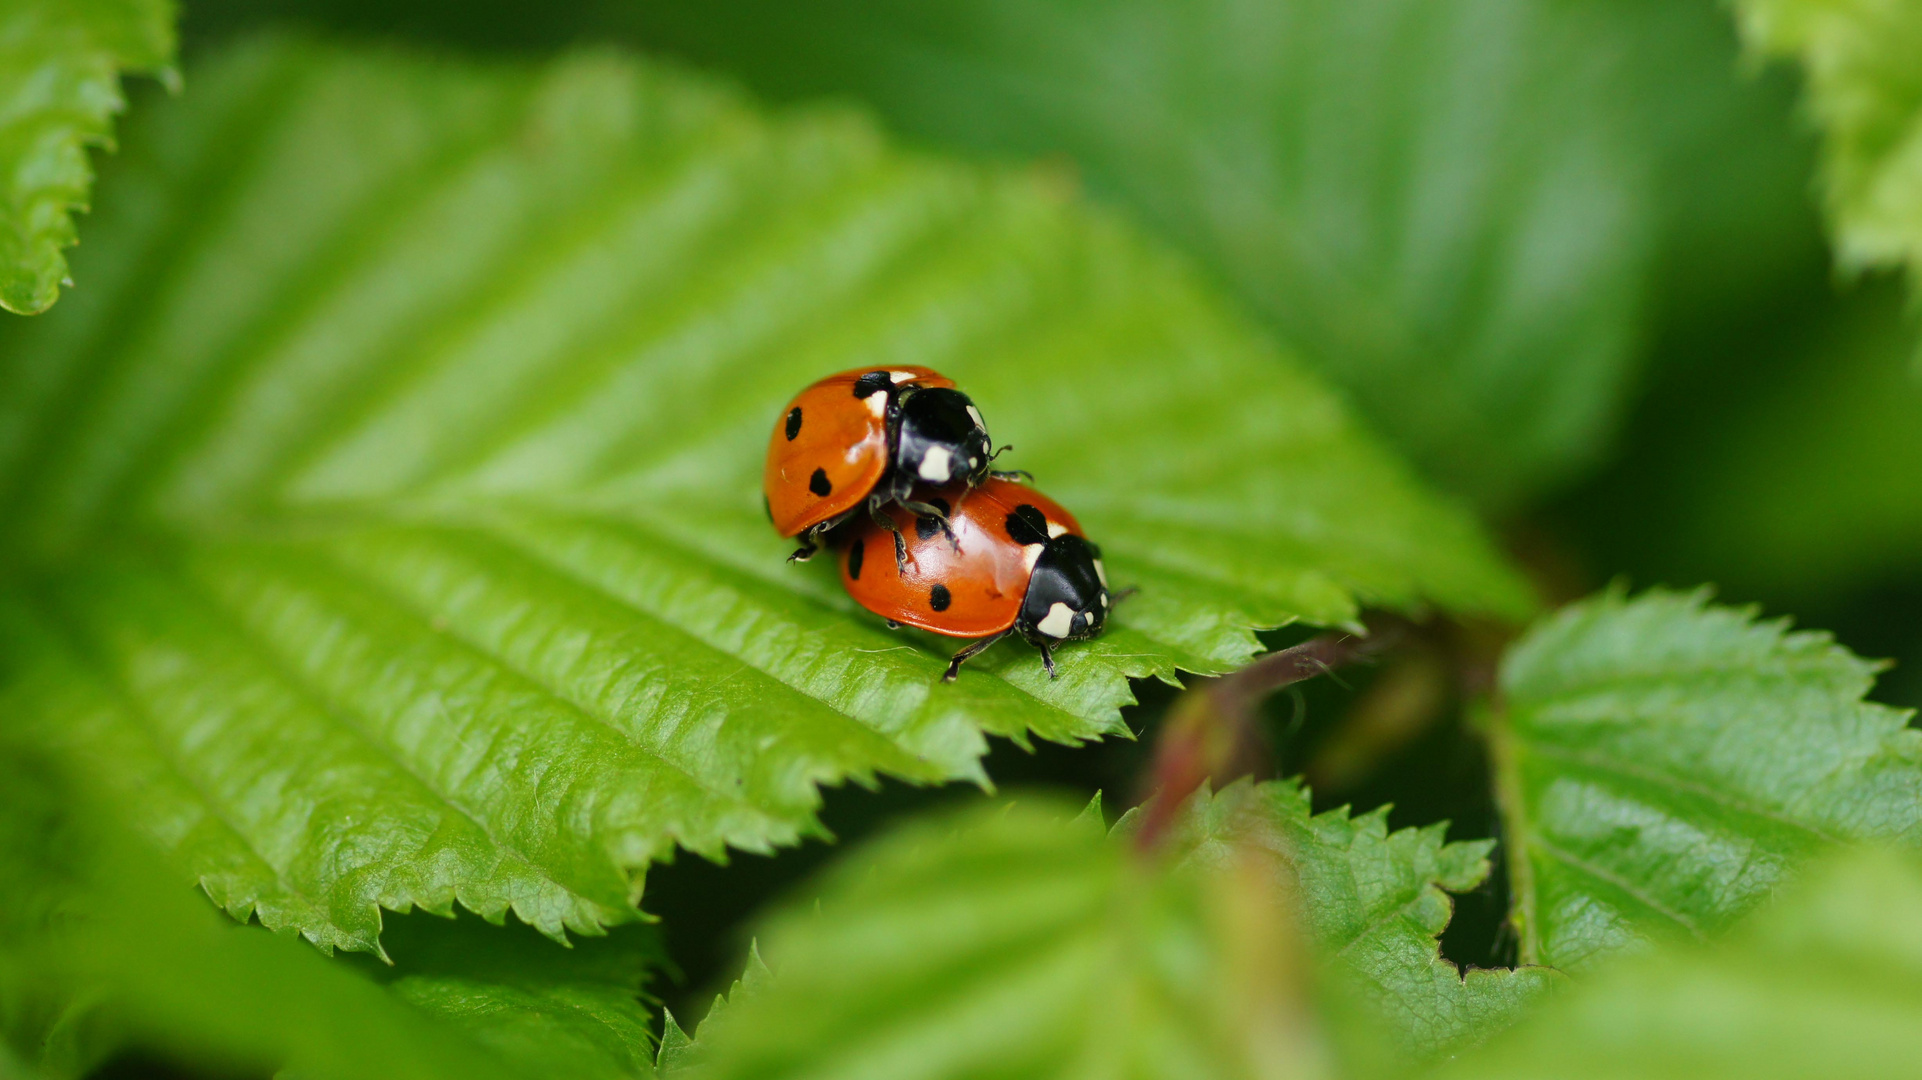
[1434,846,1922,1080]
[670,781,1551,1078]
[664,793,1333,1080]
[661,944,771,1075]
[0,0,176,315]
[1736,0,1922,308]
[1490,586,1922,973]
[0,36,1526,954]
[1124,780,1557,1066]
[632,0,1674,505]
[0,1045,38,1080]
[0,746,660,1080]
[352,913,664,1080]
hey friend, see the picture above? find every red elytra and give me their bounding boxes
[762,365,957,540]
[838,477,1113,680]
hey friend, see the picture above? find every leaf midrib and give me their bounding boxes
[1529,834,1708,942]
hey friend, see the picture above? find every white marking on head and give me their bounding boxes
[1037,602,1076,639]
[965,405,985,429]
[1093,559,1108,587]
[1021,544,1043,571]
[890,370,917,384]
[1100,592,1110,608]
[1046,521,1069,539]
[864,392,887,419]
[918,446,954,482]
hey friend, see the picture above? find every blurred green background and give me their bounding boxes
[35,0,1922,1054]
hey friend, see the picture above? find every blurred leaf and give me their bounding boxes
[1125,780,1559,1067]
[670,781,1551,1079]
[0,1045,37,1080]
[630,0,1831,504]
[1619,0,1823,328]
[0,748,659,1080]
[665,792,1335,1080]
[1577,281,1922,606]
[1736,0,1922,316]
[353,913,664,1080]
[1491,586,1922,972]
[658,944,770,1075]
[0,37,1526,955]
[1433,846,1922,1080]
[0,0,176,314]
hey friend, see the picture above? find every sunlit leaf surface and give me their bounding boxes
[0,37,1526,954]
[1493,587,1922,972]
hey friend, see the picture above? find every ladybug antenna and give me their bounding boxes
[1110,586,1140,607]
[987,445,1033,483]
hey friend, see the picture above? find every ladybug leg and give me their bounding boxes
[866,506,907,567]
[885,619,902,630]
[867,500,910,569]
[901,498,948,519]
[941,631,1009,682]
[1034,640,1058,680]
[786,531,818,563]
[901,498,961,554]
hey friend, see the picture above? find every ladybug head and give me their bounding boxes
[894,387,993,488]
[1019,534,1110,645]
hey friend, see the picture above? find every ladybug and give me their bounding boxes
[764,366,997,564]
[837,477,1115,681]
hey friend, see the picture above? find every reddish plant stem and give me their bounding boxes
[1132,618,1407,852]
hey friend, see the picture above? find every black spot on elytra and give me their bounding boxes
[1005,504,1049,546]
[809,468,832,496]
[847,539,864,580]
[930,584,952,611]
[785,406,803,440]
[914,497,951,541]
[853,371,892,398]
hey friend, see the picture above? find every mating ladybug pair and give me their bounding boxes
[764,366,1116,681]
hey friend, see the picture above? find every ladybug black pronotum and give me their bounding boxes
[837,477,1114,681]
[763,366,996,565]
